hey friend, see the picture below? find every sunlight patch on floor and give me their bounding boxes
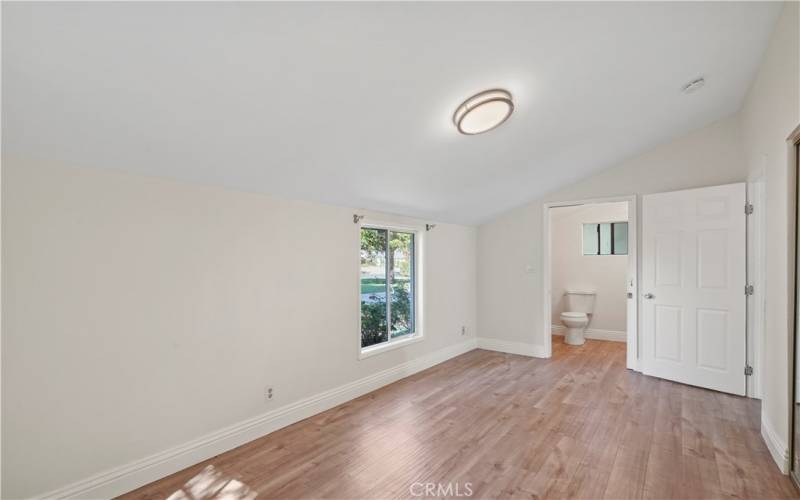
[166,465,257,500]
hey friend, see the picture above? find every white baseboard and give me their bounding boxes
[34,338,479,499]
[761,413,790,474]
[551,324,627,343]
[476,337,548,358]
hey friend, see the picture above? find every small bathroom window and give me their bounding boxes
[582,222,628,255]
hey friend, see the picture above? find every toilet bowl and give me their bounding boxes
[560,312,589,345]
[560,290,596,346]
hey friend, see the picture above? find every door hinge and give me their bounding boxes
[745,365,754,376]
[745,203,754,215]
[745,284,754,296]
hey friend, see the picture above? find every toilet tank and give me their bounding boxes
[564,290,596,313]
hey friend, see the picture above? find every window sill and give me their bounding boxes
[359,334,424,360]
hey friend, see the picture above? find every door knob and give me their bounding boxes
[643,293,655,299]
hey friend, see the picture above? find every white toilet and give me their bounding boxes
[560,290,596,346]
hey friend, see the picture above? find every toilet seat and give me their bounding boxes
[560,312,587,320]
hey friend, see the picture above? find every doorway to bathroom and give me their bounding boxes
[543,196,639,370]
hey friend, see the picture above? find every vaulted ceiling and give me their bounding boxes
[2,2,783,224]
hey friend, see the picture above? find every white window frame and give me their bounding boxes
[357,220,424,359]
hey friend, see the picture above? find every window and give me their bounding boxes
[360,226,417,350]
[582,222,628,255]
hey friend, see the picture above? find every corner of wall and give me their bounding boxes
[762,409,791,474]
[476,337,548,358]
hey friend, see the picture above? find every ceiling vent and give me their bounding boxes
[682,77,705,94]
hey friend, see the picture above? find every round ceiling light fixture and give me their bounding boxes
[453,88,514,135]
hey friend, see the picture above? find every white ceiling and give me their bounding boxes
[2,2,783,224]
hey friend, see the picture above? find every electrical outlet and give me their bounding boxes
[265,386,273,401]
[461,326,466,336]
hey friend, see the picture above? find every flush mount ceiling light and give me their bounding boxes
[453,89,514,135]
[682,77,705,94]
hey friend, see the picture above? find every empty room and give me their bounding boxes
[3,1,800,499]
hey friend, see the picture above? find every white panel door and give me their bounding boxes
[641,183,746,395]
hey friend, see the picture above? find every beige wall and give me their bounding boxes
[1,160,478,498]
[478,114,746,346]
[551,202,628,332]
[739,1,799,469]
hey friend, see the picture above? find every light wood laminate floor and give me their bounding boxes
[121,338,798,499]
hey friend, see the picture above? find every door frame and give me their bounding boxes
[542,194,639,370]
[788,123,800,483]
[747,167,767,399]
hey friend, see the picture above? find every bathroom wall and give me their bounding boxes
[550,202,628,334]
